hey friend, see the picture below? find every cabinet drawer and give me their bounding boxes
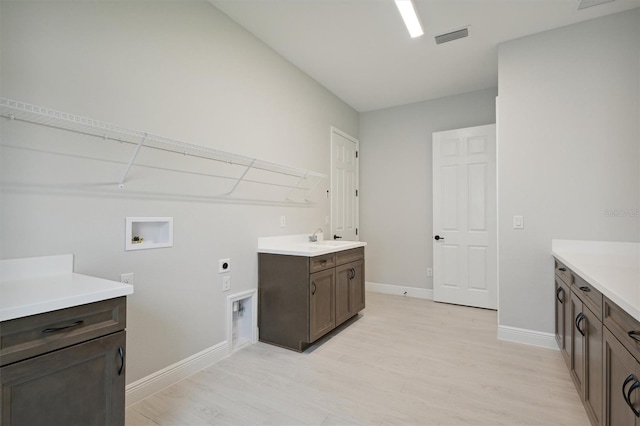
[336,247,364,266]
[554,258,573,286]
[573,274,602,321]
[0,297,126,367]
[603,296,640,360]
[309,253,336,273]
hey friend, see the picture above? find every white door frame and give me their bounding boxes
[330,126,359,241]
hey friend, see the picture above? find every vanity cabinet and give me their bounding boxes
[259,247,365,352]
[0,297,127,426]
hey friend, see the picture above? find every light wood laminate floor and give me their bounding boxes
[126,292,589,425]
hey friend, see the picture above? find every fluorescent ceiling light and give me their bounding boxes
[395,0,424,38]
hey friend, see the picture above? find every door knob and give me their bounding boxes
[434,235,444,241]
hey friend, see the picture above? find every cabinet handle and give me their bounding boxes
[118,346,125,376]
[624,375,635,401]
[42,320,84,333]
[556,287,564,304]
[629,331,640,343]
[575,313,586,336]
[349,268,355,280]
[558,267,567,272]
[579,286,591,293]
[311,281,316,295]
[626,380,640,417]
[320,260,327,265]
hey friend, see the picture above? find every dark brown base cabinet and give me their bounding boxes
[0,297,127,426]
[554,258,640,426]
[259,247,365,352]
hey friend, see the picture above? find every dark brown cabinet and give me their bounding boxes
[568,279,603,426]
[555,259,573,368]
[603,328,640,426]
[555,276,570,367]
[310,268,336,342]
[259,247,365,352]
[0,297,127,426]
[553,257,640,426]
[336,259,365,327]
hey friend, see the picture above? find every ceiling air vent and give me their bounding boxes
[577,0,615,10]
[435,28,469,45]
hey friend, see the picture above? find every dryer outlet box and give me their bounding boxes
[219,258,231,273]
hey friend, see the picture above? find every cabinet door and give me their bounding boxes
[571,291,585,397]
[349,259,365,314]
[603,328,640,426]
[309,269,335,342]
[335,263,352,327]
[1,331,125,426]
[563,281,573,369]
[583,305,602,426]
[555,276,567,355]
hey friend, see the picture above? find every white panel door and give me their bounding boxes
[433,124,496,309]
[331,127,359,241]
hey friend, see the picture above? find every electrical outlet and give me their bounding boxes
[222,276,231,292]
[219,258,231,273]
[280,215,286,227]
[120,273,134,284]
[427,268,433,277]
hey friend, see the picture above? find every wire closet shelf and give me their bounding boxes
[0,97,327,203]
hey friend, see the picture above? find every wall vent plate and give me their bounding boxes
[435,27,469,45]
[577,0,615,9]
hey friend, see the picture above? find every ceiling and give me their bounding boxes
[209,0,640,112]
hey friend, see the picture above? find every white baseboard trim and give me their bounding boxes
[125,340,229,406]
[497,325,558,350]
[366,281,433,300]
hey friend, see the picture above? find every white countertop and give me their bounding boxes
[258,233,366,256]
[552,240,640,321]
[1,255,134,321]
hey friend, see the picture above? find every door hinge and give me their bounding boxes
[355,189,358,197]
[356,151,358,158]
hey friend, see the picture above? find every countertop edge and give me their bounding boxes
[552,249,640,322]
[258,242,367,257]
[0,274,134,322]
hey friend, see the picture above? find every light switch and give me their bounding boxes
[513,215,524,229]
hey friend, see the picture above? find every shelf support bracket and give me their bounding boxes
[227,159,256,196]
[304,177,324,202]
[119,133,147,188]
[286,172,308,201]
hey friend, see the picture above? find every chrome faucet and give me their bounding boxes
[309,228,323,242]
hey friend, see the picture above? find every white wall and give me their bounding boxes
[0,1,358,383]
[498,9,640,333]
[359,88,497,292]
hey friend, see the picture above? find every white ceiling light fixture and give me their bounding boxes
[395,0,424,38]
